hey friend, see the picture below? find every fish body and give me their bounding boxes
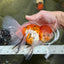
[21,24,53,45]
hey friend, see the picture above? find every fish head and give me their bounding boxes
[40,25,53,43]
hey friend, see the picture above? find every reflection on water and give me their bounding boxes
[0,0,64,64]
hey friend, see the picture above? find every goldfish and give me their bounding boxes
[22,24,53,45]
[2,16,59,60]
[36,0,44,10]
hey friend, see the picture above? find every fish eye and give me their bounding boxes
[47,34,50,37]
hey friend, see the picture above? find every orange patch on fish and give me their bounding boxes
[21,24,34,35]
[40,25,53,33]
[21,24,40,35]
[26,33,33,45]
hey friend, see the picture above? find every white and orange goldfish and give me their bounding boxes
[2,16,59,60]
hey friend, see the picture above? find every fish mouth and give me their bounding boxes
[42,38,50,43]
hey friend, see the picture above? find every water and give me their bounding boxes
[0,0,64,64]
